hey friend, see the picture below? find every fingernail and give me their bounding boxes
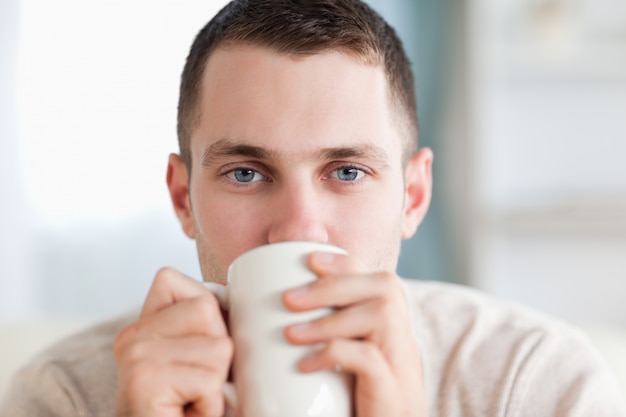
[312,251,335,264]
[286,285,309,299]
[289,322,310,335]
[298,351,318,372]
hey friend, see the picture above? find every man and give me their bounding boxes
[2,1,624,416]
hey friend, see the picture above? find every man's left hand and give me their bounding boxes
[283,251,428,417]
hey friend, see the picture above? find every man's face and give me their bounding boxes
[170,45,430,283]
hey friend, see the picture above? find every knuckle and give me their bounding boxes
[216,337,234,362]
[376,272,404,301]
[194,370,228,416]
[203,370,226,392]
[188,296,226,336]
[123,361,162,395]
[359,341,381,363]
[155,266,178,278]
[153,266,179,287]
[312,276,339,299]
[378,271,397,286]
[203,402,224,417]
[205,336,234,366]
[124,339,153,364]
[202,389,226,417]
[316,315,335,334]
[191,295,220,320]
[113,323,138,356]
[372,296,394,318]
[324,339,345,360]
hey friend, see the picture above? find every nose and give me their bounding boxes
[266,181,329,244]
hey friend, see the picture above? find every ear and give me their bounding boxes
[166,153,195,239]
[401,147,433,239]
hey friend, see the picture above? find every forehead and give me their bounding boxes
[191,45,403,164]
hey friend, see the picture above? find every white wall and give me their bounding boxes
[464,0,626,328]
[1,1,230,320]
[4,0,625,331]
[0,0,425,321]
[0,0,32,316]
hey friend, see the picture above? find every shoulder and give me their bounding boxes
[401,279,593,346]
[401,279,580,340]
[400,279,626,416]
[24,310,138,385]
[0,311,138,417]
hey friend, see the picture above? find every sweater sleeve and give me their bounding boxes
[0,313,133,417]
[507,326,626,417]
[0,361,85,417]
[402,280,626,417]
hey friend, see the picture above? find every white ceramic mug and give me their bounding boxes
[204,241,352,417]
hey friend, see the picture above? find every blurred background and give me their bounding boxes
[1,0,625,334]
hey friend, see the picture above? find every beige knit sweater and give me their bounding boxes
[2,280,625,417]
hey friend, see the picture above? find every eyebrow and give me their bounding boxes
[201,139,276,167]
[319,145,389,167]
[201,138,390,168]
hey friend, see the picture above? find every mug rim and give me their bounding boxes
[226,241,347,283]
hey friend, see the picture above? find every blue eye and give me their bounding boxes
[333,167,365,181]
[227,168,266,183]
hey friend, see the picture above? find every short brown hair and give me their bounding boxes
[177,0,418,169]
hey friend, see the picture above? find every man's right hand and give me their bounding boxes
[114,267,233,417]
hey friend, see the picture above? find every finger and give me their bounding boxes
[115,297,228,355]
[121,336,233,378]
[307,251,369,277]
[141,267,215,317]
[297,339,425,417]
[139,295,227,339]
[117,363,226,417]
[285,298,412,362]
[283,270,403,311]
[297,339,394,387]
[285,300,379,344]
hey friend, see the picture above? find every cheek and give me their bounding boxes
[191,190,266,267]
[330,187,405,258]
[198,202,248,237]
